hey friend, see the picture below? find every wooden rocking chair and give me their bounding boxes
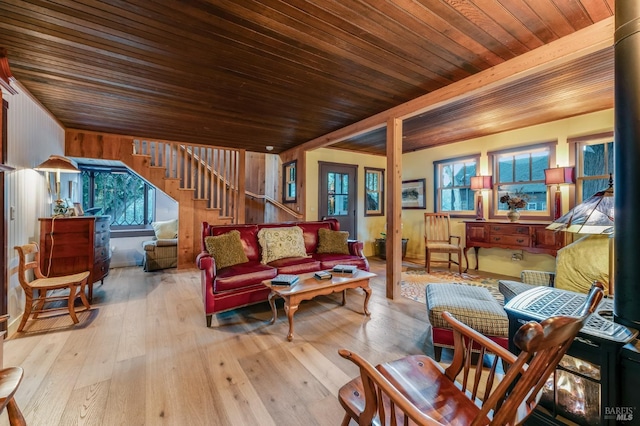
[338,282,604,425]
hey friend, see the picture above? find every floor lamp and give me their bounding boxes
[546,176,614,296]
[470,176,492,221]
[544,166,575,220]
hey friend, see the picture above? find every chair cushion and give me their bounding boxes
[498,280,537,304]
[257,226,309,264]
[426,242,459,251]
[426,283,508,337]
[316,228,350,254]
[205,230,249,270]
[152,219,178,239]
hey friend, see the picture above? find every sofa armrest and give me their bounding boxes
[520,270,555,287]
[196,251,216,273]
[347,239,364,257]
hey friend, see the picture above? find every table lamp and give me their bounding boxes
[35,155,81,216]
[544,166,575,220]
[470,175,492,221]
[547,175,614,296]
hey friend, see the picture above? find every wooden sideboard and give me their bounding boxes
[39,216,111,301]
[464,220,567,271]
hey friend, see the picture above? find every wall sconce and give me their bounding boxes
[544,165,575,220]
[35,155,81,216]
[470,175,493,221]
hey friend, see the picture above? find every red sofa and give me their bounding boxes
[196,218,369,327]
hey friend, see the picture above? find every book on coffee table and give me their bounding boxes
[271,274,299,286]
[332,264,357,274]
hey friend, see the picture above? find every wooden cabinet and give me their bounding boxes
[464,221,566,271]
[39,216,110,301]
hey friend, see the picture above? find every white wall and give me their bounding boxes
[4,82,65,333]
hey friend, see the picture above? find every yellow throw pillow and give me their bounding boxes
[205,230,249,270]
[316,228,350,254]
[257,226,309,264]
[152,219,178,239]
[555,234,609,294]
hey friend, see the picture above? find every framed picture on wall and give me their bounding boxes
[401,178,426,209]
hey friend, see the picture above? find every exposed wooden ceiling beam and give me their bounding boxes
[290,16,614,155]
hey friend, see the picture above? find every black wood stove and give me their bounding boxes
[504,286,638,425]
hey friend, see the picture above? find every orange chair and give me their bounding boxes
[424,213,463,273]
[338,282,604,425]
[15,243,90,331]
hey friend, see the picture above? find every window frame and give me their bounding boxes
[569,131,614,204]
[488,141,556,221]
[364,167,384,216]
[433,154,479,217]
[282,160,297,204]
[80,165,156,232]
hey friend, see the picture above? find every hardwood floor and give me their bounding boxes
[1,258,440,425]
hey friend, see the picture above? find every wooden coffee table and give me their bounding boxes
[264,270,375,341]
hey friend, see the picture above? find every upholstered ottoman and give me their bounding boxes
[426,283,509,360]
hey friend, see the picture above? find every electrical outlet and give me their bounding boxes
[511,253,523,261]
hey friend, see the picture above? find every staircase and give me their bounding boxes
[65,130,245,268]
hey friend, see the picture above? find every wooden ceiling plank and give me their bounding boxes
[441,0,531,57]
[290,15,613,154]
[469,0,549,52]
[206,0,449,89]
[310,0,478,80]
[521,0,577,37]
[388,0,506,66]
[496,0,559,44]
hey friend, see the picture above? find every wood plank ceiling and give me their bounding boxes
[0,0,614,155]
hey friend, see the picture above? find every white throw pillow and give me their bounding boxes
[257,226,308,264]
[152,219,178,239]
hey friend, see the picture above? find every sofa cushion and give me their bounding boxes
[269,256,322,275]
[296,221,334,253]
[211,225,260,261]
[214,261,277,293]
[257,226,309,264]
[316,228,350,254]
[313,253,367,271]
[205,230,249,270]
[152,218,178,239]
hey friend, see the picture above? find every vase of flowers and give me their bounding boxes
[500,191,529,222]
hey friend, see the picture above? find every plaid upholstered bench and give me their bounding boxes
[426,283,509,361]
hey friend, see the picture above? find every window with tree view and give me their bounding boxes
[435,157,476,213]
[81,167,155,228]
[577,136,614,202]
[494,146,550,214]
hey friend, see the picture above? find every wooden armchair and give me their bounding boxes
[15,243,91,332]
[424,213,462,273]
[338,282,604,426]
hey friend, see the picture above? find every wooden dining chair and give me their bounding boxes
[0,367,26,425]
[424,213,463,273]
[15,243,91,332]
[338,282,605,426]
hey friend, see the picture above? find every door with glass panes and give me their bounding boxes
[318,162,357,238]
